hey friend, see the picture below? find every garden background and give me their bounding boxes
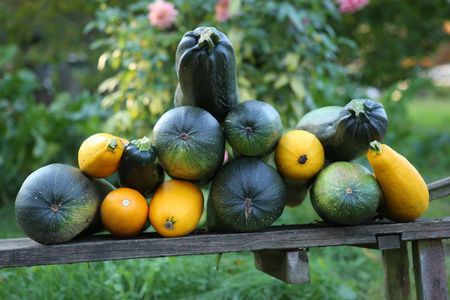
[1,0,449,299]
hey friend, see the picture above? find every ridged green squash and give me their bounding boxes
[174,27,239,123]
[152,106,225,183]
[296,99,388,162]
[210,156,286,232]
[310,161,381,225]
[15,163,115,245]
[336,99,389,149]
[223,100,283,157]
[118,136,165,197]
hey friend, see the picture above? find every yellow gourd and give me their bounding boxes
[149,180,204,238]
[275,130,325,181]
[78,133,124,178]
[367,140,429,222]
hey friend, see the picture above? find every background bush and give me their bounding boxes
[1,0,449,202]
[0,1,449,299]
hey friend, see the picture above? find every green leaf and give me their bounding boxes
[273,74,290,89]
[290,76,305,100]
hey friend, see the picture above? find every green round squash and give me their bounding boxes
[310,161,381,225]
[210,156,286,232]
[223,100,283,157]
[152,106,225,183]
[15,163,115,245]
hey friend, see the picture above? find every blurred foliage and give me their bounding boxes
[0,45,109,203]
[0,0,136,93]
[331,0,450,88]
[1,0,449,204]
[86,0,362,136]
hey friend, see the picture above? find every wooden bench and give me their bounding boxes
[1,177,449,299]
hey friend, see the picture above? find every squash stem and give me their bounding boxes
[198,28,219,55]
[244,198,252,225]
[134,136,151,152]
[348,99,370,122]
[298,155,307,164]
[105,138,119,152]
[368,140,383,156]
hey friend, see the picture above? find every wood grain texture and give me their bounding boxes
[254,249,310,284]
[412,239,449,300]
[382,242,411,300]
[1,217,449,269]
[428,176,450,201]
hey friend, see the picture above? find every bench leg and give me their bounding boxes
[382,241,412,300]
[254,249,310,284]
[412,239,448,300]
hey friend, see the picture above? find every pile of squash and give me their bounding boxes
[14,27,429,245]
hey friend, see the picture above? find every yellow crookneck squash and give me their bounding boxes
[367,140,429,222]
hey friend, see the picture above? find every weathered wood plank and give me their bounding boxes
[412,239,449,300]
[1,217,449,269]
[377,234,401,250]
[382,242,411,300]
[428,176,450,201]
[254,249,310,284]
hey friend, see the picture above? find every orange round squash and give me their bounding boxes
[367,140,429,222]
[149,180,204,238]
[78,133,124,178]
[275,130,325,181]
[100,187,149,238]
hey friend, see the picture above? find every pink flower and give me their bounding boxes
[223,150,229,163]
[147,0,178,29]
[338,0,369,14]
[215,0,230,22]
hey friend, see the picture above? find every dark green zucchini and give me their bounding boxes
[295,99,388,162]
[174,27,239,123]
[118,136,165,197]
[336,99,389,148]
[295,106,349,161]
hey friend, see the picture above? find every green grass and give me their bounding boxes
[1,86,449,300]
[0,195,386,300]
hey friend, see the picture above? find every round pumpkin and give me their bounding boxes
[100,187,149,238]
[78,133,124,178]
[15,163,115,245]
[310,161,381,226]
[152,106,225,182]
[210,156,286,232]
[223,100,283,157]
[149,180,204,237]
[275,130,325,181]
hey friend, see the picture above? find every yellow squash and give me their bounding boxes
[149,180,204,238]
[78,133,124,178]
[367,140,429,222]
[275,130,325,181]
